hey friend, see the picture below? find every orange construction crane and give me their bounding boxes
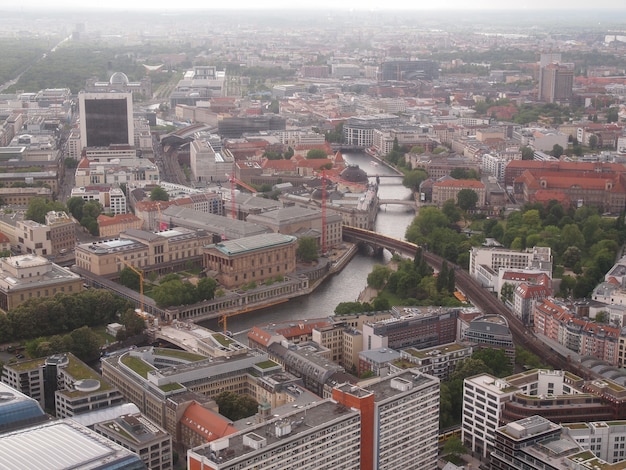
[227,174,257,219]
[118,258,145,316]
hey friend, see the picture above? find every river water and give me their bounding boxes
[201,152,415,334]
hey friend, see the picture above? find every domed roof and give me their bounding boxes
[110,72,130,85]
[339,164,368,183]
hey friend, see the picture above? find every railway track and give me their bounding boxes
[342,227,597,379]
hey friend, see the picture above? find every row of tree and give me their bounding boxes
[0,289,132,344]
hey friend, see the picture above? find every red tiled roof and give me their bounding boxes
[275,320,332,339]
[181,403,237,442]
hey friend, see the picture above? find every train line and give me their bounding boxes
[342,226,597,379]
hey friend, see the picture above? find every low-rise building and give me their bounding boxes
[98,213,143,239]
[94,413,173,470]
[75,227,212,277]
[0,254,82,310]
[203,233,297,289]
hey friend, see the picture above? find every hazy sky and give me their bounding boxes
[9,0,626,11]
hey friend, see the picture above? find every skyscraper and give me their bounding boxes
[538,54,574,104]
[79,92,134,151]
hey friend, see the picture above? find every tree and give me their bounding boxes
[607,107,619,123]
[472,348,512,377]
[367,265,392,290]
[442,436,467,461]
[589,134,599,149]
[500,282,514,303]
[402,169,428,192]
[195,277,217,302]
[150,186,169,201]
[552,144,564,158]
[119,267,140,290]
[66,196,85,220]
[297,236,318,262]
[215,391,258,421]
[67,326,101,363]
[521,146,534,160]
[119,308,146,338]
[26,197,66,224]
[457,189,478,211]
[306,148,327,159]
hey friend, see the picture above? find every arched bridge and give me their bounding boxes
[341,226,598,380]
[378,199,419,210]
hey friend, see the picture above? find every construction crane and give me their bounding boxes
[227,174,257,219]
[118,258,145,317]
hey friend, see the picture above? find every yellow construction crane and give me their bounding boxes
[118,258,145,316]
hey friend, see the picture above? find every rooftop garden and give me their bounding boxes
[158,382,184,393]
[121,354,156,378]
[255,360,279,370]
[213,333,235,348]
[154,348,205,362]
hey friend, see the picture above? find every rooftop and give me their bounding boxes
[0,419,144,469]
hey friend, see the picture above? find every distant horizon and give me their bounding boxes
[3,2,626,12]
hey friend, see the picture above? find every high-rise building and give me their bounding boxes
[538,63,574,103]
[79,92,134,150]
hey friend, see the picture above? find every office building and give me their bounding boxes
[94,413,172,470]
[187,370,439,470]
[539,63,574,104]
[79,92,134,150]
[362,307,459,351]
[462,315,515,363]
[469,246,553,284]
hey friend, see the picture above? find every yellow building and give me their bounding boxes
[203,233,297,289]
[75,227,212,277]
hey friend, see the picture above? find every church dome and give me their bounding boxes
[339,164,368,183]
[109,72,130,85]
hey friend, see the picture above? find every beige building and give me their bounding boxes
[0,187,52,206]
[0,254,83,311]
[203,233,297,289]
[15,211,76,257]
[97,213,143,239]
[75,227,212,277]
[45,211,76,255]
[432,178,486,207]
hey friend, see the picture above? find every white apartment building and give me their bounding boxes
[462,374,518,459]
[343,114,401,147]
[469,246,553,286]
[481,153,509,182]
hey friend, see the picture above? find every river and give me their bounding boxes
[200,152,415,334]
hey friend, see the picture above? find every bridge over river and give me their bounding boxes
[341,226,598,380]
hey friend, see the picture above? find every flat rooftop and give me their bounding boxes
[192,400,359,464]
